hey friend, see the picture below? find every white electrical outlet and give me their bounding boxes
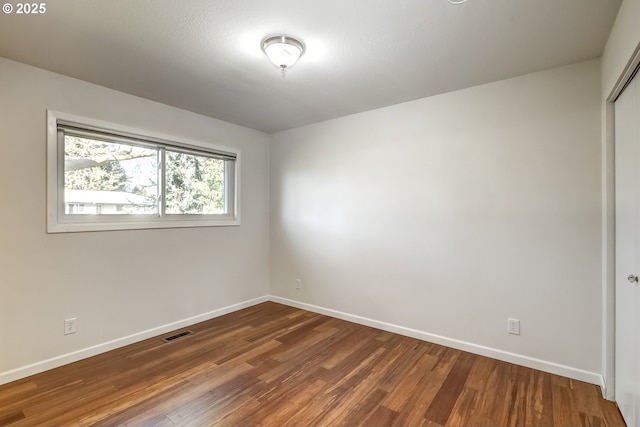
[508,318,520,335]
[64,318,77,335]
[295,279,302,290]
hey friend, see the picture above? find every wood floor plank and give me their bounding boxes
[0,411,26,426]
[377,341,430,393]
[445,387,477,427]
[0,302,627,427]
[279,385,340,427]
[361,405,400,427]
[388,349,458,427]
[602,400,626,427]
[260,378,328,427]
[552,380,584,427]
[424,350,475,425]
[524,370,555,427]
[382,350,439,412]
[464,354,496,391]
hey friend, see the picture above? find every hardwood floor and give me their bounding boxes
[0,302,625,427]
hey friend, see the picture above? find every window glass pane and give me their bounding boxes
[64,136,158,215]
[165,151,226,215]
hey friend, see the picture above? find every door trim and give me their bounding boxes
[607,42,640,103]
[603,40,640,401]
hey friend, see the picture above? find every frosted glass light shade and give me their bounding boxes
[262,36,305,70]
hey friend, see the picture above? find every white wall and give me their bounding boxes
[0,58,270,382]
[600,0,640,398]
[0,54,607,386]
[270,60,603,380]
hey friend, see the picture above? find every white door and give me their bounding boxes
[615,71,640,427]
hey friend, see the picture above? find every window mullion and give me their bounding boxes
[57,130,66,219]
[159,148,166,218]
[225,160,233,217]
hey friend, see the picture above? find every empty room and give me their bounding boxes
[0,0,639,426]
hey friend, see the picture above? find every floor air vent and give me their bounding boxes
[163,330,194,342]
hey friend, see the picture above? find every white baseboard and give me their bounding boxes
[601,375,615,401]
[1,294,605,392]
[269,295,604,387]
[0,296,269,386]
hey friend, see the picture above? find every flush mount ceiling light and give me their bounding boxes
[261,35,305,75]
[447,0,469,3]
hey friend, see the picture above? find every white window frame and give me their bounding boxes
[47,110,240,233]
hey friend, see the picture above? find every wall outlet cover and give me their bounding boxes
[64,318,77,335]
[508,318,520,335]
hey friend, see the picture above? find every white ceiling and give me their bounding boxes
[0,0,621,133]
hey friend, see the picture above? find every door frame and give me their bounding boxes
[604,42,640,400]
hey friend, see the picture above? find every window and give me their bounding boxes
[47,111,240,232]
